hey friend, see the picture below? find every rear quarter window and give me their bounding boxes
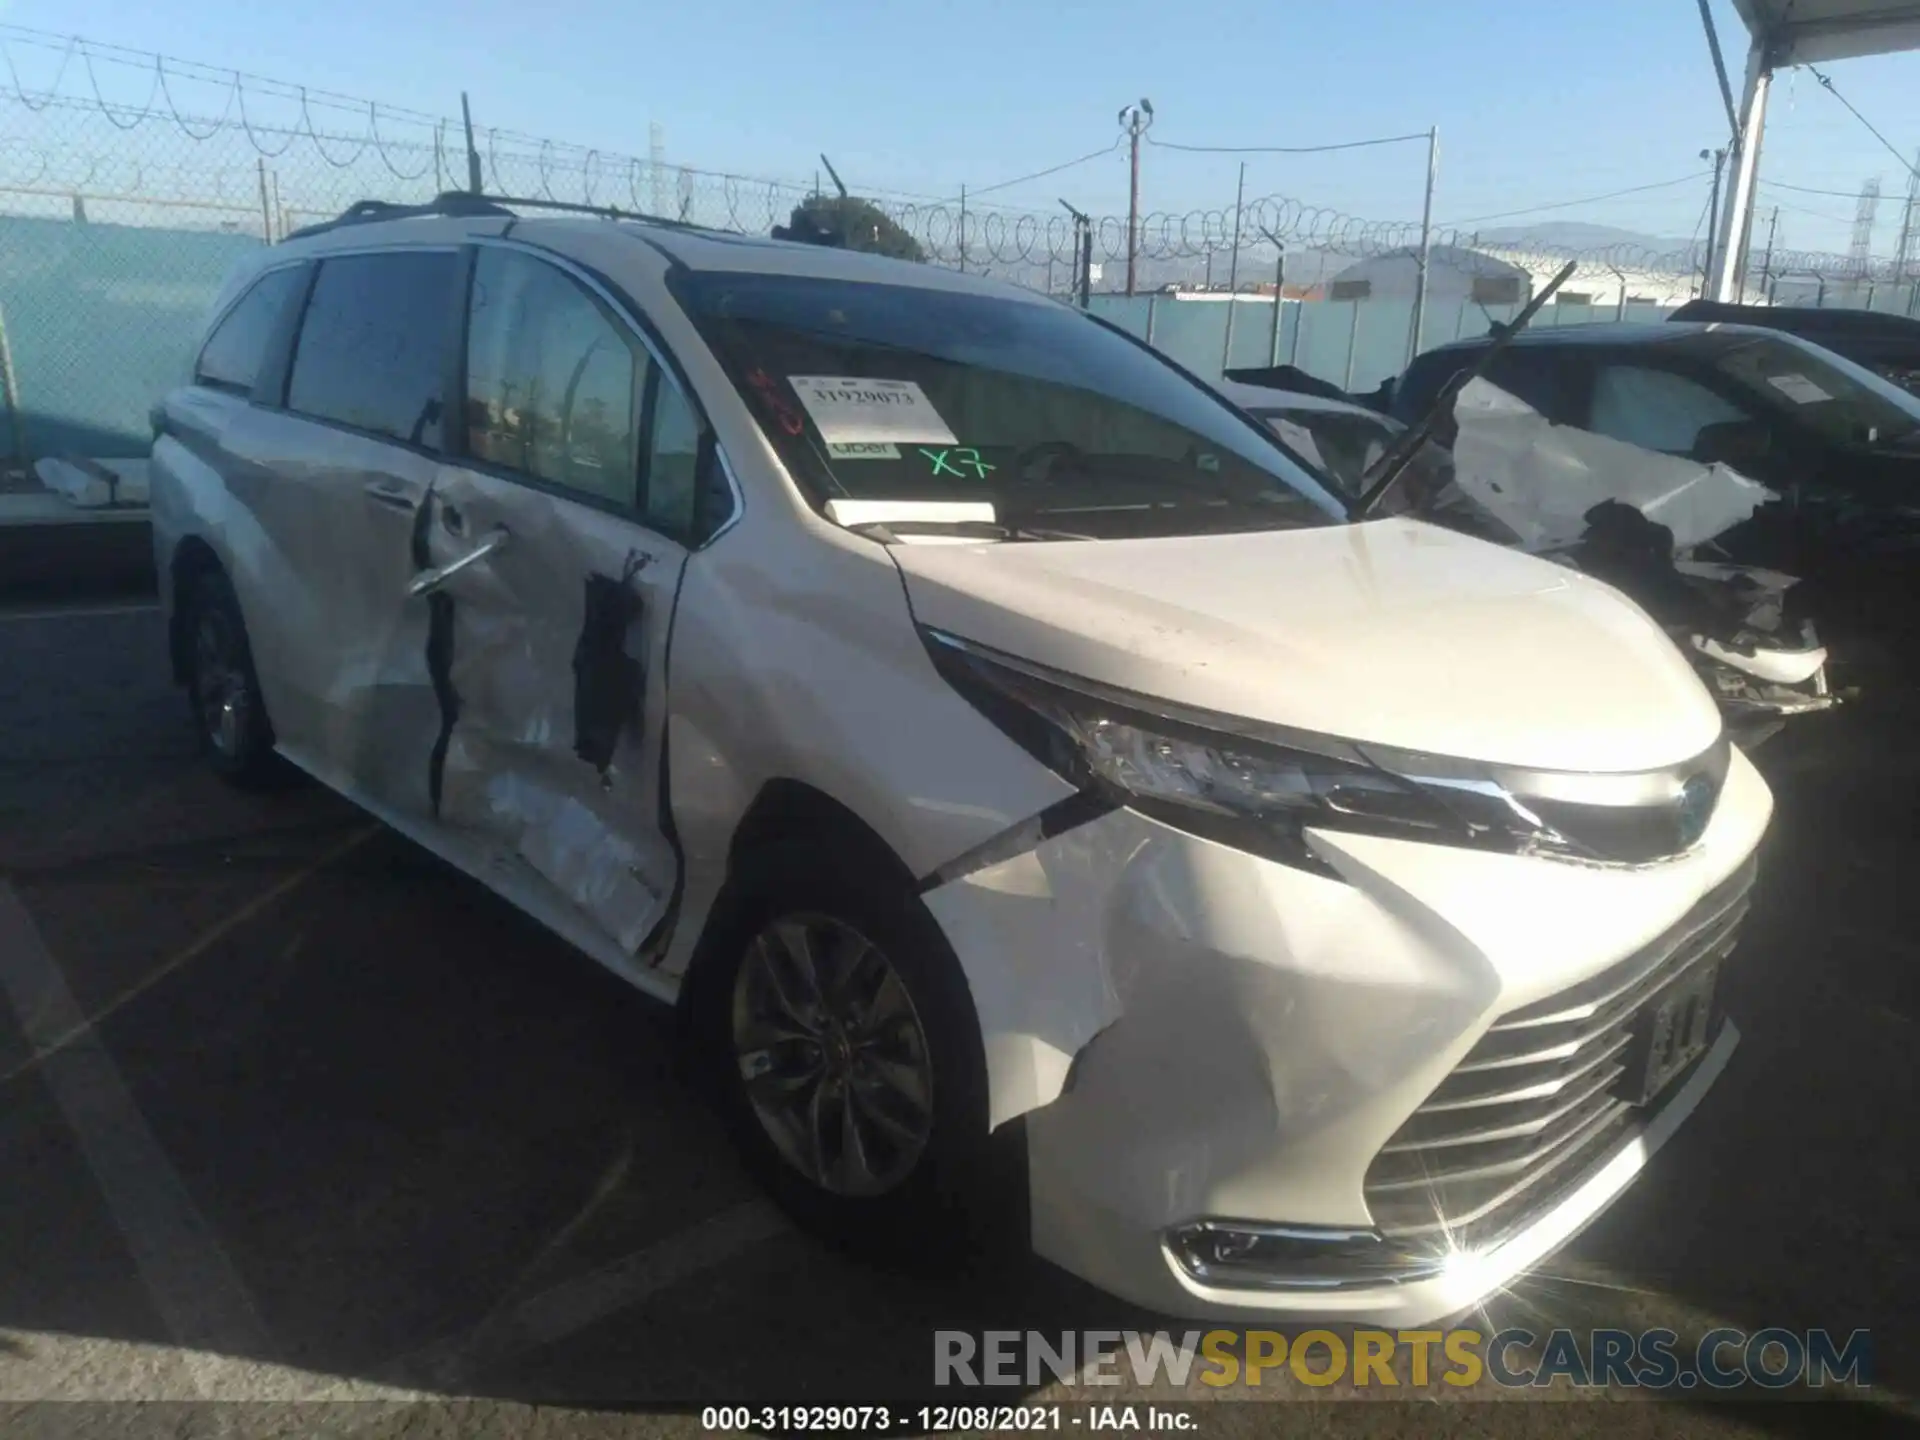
[195,266,306,396]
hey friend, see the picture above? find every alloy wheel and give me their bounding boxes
[193,607,249,758]
[730,913,936,1198]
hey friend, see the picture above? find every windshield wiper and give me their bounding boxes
[1351,260,1578,521]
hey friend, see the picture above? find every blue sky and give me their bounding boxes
[5,0,1918,255]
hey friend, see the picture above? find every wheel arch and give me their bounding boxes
[676,777,927,1030]
[168,536,226,684]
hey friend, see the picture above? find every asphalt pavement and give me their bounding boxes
[1,598,1917,1439]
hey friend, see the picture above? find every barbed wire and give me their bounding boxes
[2,23,1911,291]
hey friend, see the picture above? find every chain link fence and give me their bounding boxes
[4,24,1918,469]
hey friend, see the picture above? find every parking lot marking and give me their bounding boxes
[463,1125,638,1330]
[0,823,378,1089]
[0,882,273,1393]
[0,1329,431,1402]
[397,1199,791,1388]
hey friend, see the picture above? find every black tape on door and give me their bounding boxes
[573,552,649,773]
[412,488,461,817]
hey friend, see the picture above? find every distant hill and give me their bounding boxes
[1472,221,1691,252]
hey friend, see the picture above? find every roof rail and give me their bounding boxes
[279,190,732,244]
[281,191,517,242]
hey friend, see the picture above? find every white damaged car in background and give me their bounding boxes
[1220,376,1837,747]
[150,198,1771,1325]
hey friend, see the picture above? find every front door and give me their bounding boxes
[373,244,704,961]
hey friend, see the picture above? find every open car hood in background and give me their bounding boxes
[1448,378,1777,553]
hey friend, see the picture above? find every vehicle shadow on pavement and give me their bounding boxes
[0,610,1915,1431]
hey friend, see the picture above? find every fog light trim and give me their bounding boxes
[1165,1219,1451,1292]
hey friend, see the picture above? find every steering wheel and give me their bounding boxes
[1011,439,1086,483]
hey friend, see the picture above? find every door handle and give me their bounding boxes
[408,525,510,597]
[364,480,415,512]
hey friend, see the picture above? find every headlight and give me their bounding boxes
[923,628,1725,870]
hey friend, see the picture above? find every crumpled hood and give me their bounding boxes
[892,518,1723,773]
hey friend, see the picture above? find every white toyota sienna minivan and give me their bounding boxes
[148,196,1771,1324]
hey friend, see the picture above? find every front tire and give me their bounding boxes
[180,568,281,789]
[693,841,1021,1263]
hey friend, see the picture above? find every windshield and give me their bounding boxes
[1677,328,1920,446]
[671,271,1345,539]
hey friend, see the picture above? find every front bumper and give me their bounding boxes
[920,745,1772,1325]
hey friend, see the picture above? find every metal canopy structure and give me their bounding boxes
[1731,0,1920,63]
[1707,0,1920,300]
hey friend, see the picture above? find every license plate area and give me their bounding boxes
[1619,961,1721,1105]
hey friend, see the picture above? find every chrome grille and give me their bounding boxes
[1363,854,1756,1246]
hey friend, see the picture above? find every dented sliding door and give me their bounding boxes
[415,467,689,956]
[370,242,694,959]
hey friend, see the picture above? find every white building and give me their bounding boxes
[1323,246,1533,305]
[1326,245,1764,313]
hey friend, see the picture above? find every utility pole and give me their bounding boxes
[460,92,483,195]
[1699,147,1727,297]
[1119,99,1154,296]
[1061,199,1093,310]
[1258,225,1287,365]
[1409,125,1439,363]
[1222,162,1246,370]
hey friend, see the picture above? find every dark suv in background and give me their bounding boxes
[1667,301,1920,397]
[1388,323,1920,672]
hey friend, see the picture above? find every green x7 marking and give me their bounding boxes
[920,447,996,479]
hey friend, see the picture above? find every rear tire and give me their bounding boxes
[691,839,1024,1267]
[180,568,282,790]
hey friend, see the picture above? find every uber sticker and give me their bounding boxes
[788,376,958,446]
[827,441,902,460]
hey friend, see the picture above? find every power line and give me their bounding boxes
[1439,172,1710,226]
[1760,191,1859,226]
[964,140,1121,199]
[1146,130,1430,155]
[1807,65,1920,182]
[1762,176,1882,199]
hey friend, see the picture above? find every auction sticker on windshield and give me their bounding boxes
[1767,373,1832,405]
[790,376,959,446]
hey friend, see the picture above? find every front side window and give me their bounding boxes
[1589,364,1748,454]
[671,271,1342,540]
[465,248,644,506]
[195,266,306,395]
[1480,352,1582,419]
[287,251,456,447]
